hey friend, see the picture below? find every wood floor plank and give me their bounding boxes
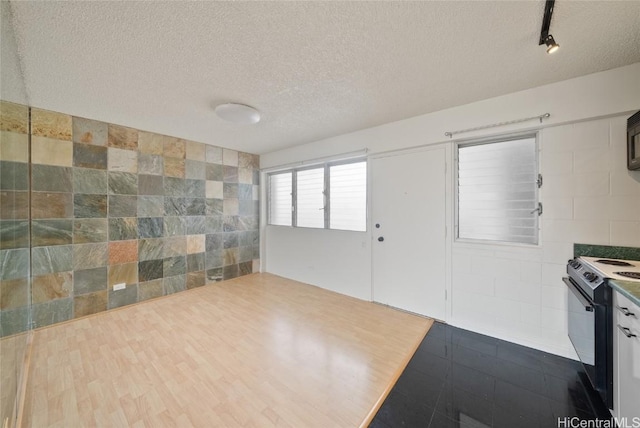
[23,273,431,427]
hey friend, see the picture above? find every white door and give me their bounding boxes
[371,147,446,319]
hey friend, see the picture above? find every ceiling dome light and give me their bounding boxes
[215,103,261,124]
[543,34,559,54]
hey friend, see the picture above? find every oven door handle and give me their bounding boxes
[562,277,594,312]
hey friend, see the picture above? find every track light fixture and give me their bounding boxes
[543,34,559,54]
[539,0,559,54]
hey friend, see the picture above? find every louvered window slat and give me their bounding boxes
[458,137,539,245]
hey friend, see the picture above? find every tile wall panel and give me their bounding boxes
[0,101,31,337]
[74,290,107,317]
[72,117,107,146]
[32,136,72,167]
[30,108,72,140]
[0,102,260,334]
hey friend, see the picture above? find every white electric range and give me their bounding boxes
[564,256,640,410]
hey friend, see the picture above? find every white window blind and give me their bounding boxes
[329,162,367,231]
[267,159,367,232]
[296,168,325,228]
[457,136,539,245]
[269,172,292,226]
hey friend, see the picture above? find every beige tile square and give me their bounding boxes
[238,168,253,184]
[32,272,73,304]
[163,136,186,159]
[108,262,138,288]
[0,191,29,219]
[31,108,72,140]
[206,181,223,198]
[0,278,29,309]
[74,290,107,318]
[0,131,29,162]
[164,157,185,178]
[186,140,206,160]
[187,235,205,254]
[239,152,259,169]
[0,101,29,134]
[108,124,138,150]
[186,271,205,289]
[31,192,73,219]
[108,147,138,173]
[223,148,238,166]
[138,131,164,155]
[31,136,73,167]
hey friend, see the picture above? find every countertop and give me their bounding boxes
[610,280,640,308]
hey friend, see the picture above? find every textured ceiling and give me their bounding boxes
[5,1,640,154]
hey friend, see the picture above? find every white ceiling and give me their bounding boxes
[5,1,640,154]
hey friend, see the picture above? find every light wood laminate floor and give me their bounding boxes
[22,273,432,427]
[1,331,29,427]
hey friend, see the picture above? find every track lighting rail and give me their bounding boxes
[539,0,559,53]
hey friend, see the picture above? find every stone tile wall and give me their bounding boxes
[0,101,260,335]
[0,101,31,336]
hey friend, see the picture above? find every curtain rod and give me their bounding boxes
[444,113,551,139]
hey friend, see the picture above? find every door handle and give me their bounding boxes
[378,237,384,242]
[616,306,636,317]
[617,325,637,338]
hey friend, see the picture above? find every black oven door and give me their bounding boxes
[563,276,613,409]
[563,277,595,378]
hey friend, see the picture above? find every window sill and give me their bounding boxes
[454,238,541,250]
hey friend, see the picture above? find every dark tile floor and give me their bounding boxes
[370,322,613,428]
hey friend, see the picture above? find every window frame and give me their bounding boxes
[292,164,326,229]
[267,158,367,232]
[454,132,541,247]
[267,170,294,227]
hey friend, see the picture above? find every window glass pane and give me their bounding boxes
[458,137,538,244]
[330,161,367,231]
[297,168,325,228]
[269,172,292,226]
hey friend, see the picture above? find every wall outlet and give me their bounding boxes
[113,283,126,291]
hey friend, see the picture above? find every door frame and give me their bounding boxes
[367,143,453,323]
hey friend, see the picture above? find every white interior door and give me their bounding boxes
[371,147,446,319]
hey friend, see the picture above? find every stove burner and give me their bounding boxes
[614,272,640,280]
[595,259,634,267]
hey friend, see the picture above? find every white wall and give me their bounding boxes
[452,115,640,358]
[262,63,640,358]
[1,1,28,104]
[264,226,371,300]
[261,63,640,169]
